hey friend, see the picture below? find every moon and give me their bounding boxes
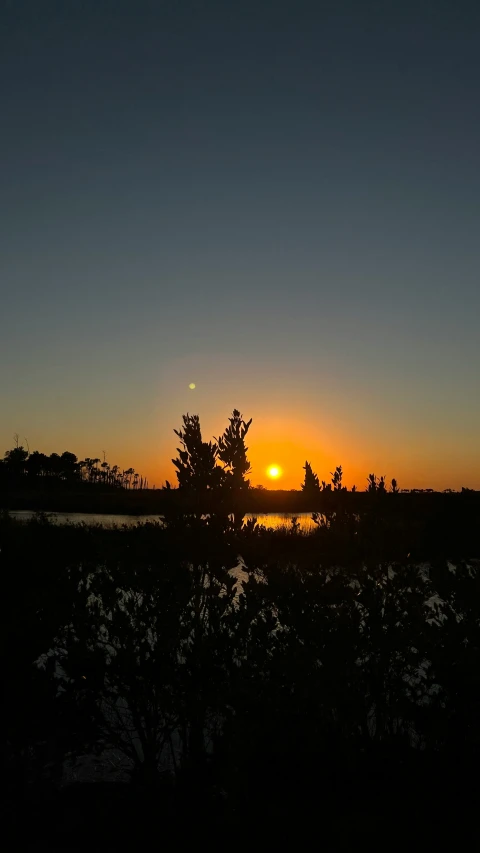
[188,383,196,390]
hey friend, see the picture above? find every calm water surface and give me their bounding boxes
[10,510,318,531]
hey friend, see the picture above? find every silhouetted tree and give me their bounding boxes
[48,453,62,478]
[331,465,345,491]
[100,459,110,484]
[60,451,79,481]
[172,414,224,491]
[302,461,320,494]
[377,475,387,494]
[81,458,93,482]
[124,468,134,489]
[216,410,252,490]
[26,451,49,478]
[4,445,28,476]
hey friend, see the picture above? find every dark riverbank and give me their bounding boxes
[2,481,479,516]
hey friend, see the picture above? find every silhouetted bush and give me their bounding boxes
[2,508,479,841]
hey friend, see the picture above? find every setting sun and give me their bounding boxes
[267,465,282,480]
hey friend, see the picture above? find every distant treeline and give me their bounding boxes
[0,434,148,490]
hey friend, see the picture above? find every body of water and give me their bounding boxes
[9,510,318,531]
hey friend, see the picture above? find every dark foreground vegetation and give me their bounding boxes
[3,504,480,847]
[3,411,480,845]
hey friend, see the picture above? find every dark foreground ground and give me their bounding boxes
[3,509,479,849]
[9,752,480,849]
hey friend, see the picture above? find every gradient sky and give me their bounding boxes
[1,0,479,490]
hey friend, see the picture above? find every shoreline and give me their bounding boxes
[2,486,478,517]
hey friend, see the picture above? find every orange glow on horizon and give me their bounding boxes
[90,412,480,493]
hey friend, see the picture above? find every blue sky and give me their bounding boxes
[1,0,479,488]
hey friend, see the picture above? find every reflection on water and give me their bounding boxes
[245,513,317,531]
[10,510,317,531]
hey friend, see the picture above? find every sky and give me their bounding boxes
[1,0,479,490]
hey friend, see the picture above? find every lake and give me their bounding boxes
[9,510,318,531]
